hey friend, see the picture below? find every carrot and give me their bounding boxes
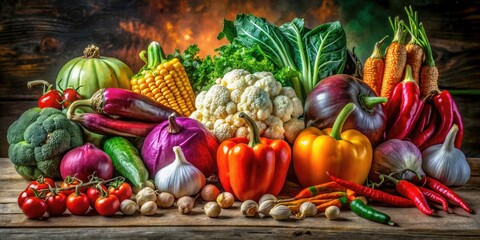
[316,197,349,212]
[404,6,425,84]
[363,36,388,96]
[418,23,439,97]
[380,17,407,99]
[278,191,347,204]
[291,181,345,200]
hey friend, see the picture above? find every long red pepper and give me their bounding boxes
[383,175,434,215]
[385,65,423,140]
[412,108,438,148]
[411,100,431,135]
[451,99,464,148]
[327,173,415,208]
[420,90,454,150]
[424,177,473,213]
[418,186,450,213]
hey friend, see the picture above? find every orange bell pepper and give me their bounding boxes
[217,112,291,202]
[293,103,373,188]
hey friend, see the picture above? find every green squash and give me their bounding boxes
[56,45,133,99]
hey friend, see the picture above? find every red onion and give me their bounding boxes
[141,114,218,178]
[60,143,113,181]
[369,139,425,182]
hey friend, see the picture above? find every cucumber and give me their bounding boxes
[103,136,149,188]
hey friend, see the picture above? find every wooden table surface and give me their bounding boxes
[1,158,479,240]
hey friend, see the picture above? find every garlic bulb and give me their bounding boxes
[422,124,470,186]
[155,146,206,198]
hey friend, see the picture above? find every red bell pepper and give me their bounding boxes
[385,65,423,140]
[217,112,291,202]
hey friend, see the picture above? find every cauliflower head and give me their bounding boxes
[7,107,83,180]
[191,69,305,143]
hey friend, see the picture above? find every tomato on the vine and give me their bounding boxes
[27,177,55,191]
[45,192,67,216]
[95,194,120,216]
[21,197,47,219]
[108,182,132,202]
[28,80,64,110]
[66,192,90,215]
[87,185,107,207]
[62,88,82,108]
[61,179,87,196]
[18,188,36,208]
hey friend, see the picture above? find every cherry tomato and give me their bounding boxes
[45,192,67,216]
[62,88,82,108]
[87,185,107,207]
[21,197,47,219]
[38,89,63,110]
[95,194,120,216]
[108,182,132,202]
[61,179,87,196]
[18,188,36,208]
[27,177,55,191]
[66,192,90,215]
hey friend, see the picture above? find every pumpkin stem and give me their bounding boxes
[83,44,101,58]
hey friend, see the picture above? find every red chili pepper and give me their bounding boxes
[411,107,438,149]
[327,172,415,208]
[418,186,450,213]
[421,176,473,213]
[411,99,432,135]
[383,175,434,215]
[451,99,464,149]
[420,90,454,150]
[385,65,423,140]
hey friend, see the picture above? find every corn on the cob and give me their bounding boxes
[131,42,196,116]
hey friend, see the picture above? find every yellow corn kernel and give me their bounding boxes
[139,83,148,90]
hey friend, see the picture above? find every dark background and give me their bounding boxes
[1,0,479,157]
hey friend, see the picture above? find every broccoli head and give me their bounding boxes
[7,107,83,180]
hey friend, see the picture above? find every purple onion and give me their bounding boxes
[60,143,113,181]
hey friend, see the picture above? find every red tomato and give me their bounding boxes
[108,183,132,202]
[95,194,120,216]
[38,89,63,110]
[21,197,47,219]
[61,180,87,196]
[87,185,107,207]
[45,192,67,216]
[18,188,36,208]
[66,192,90,215]
[27,177,55,191]
[62,88,82,108]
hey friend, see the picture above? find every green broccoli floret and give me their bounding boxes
[7,107,83,180]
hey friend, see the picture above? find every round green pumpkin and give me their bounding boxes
[56,45,133,99]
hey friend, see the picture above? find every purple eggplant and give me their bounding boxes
[68,88,180,122]
[305,74,387,146]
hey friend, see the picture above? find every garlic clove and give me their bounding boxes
[299,201,317,218]
[120,199,137,215]
[136,187,157,207]
[177,196,195,214]
[270,205,291,221]
[258,194,277,206]
[240,200,259,217]
[204,201,222,218]
[156,192,175,208]
[325,205,340,220]
[217,192,235,209]
[258,200,276,217]
[140,201,158,216]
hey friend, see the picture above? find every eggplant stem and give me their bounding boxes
[361,96,388,110]
[67,98,94,120]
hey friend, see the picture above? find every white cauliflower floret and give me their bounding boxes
[202,85,231,118]
[255,120,267,135]
[280,87,297,99]
[220,69,250,87]
[237,86,272,121]
[284,118,305,143]
[195,91,207,109]
[226,102,237,115]
[291,97,303,118]
[245,74,257,86]
[235,127,248,138]
[230,89,243,104]
[254,74,282,98]
[190,111,203,122]
[253,71,274,79]
[264,116,285,140]
[204,121,214,130]
[273,95,293,122]
[213,120,237,142]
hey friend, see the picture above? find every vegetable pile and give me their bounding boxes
[8,6,474,224]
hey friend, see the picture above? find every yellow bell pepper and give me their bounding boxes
[293,103,373,187]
